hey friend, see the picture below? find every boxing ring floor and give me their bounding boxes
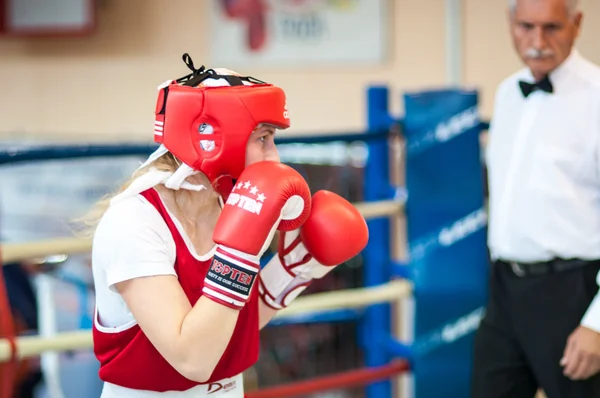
[0,86,495,398]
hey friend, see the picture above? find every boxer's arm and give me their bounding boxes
[112,162,311,380]
[115,277,239,383]
[258,300,279,329]
[97,200,240,383]
[258,232,282,329]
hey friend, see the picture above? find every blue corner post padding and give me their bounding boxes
[361,85,394,398]
[402,89,489,398]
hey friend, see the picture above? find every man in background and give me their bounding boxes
[471,0,600,397]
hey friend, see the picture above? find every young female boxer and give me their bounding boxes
[84,54,369,398]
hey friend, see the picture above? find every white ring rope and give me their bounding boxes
[0,280,412,362]
[1,200,404,265]
[0,330,93,362]
[277,279,412,317]
[1,237,92,264]
[0,199,407,362]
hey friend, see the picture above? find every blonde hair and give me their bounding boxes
[74,151,216,238]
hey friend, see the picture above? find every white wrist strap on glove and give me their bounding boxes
[203,246,260,310]
[258,230,332,310]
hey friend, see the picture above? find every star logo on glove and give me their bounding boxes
[234,181,266,202]
[227,180,267,214]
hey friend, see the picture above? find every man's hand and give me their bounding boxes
[561,325,600,380]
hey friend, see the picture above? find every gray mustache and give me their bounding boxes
[525,48,555,58]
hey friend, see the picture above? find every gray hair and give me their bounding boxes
[509,0,580,15]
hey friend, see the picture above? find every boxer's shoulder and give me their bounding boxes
[94,194,172,250]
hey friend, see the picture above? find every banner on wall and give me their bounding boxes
[208,0,388,67]
[0,0,96,36]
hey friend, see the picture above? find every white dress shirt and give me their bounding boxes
[486,49,600,332]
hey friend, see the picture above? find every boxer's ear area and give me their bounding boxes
[213,176,235,201]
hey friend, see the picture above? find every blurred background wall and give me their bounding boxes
[1,0,599,140]
[1,2,597,397]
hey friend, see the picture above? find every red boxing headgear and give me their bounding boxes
[153,54,290,185]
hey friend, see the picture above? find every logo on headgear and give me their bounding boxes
[283,103,290,120]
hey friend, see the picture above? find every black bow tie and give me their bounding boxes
[519,75,554,98]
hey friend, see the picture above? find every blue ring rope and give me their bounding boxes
[0,130,393,165]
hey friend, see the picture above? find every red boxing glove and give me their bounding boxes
[258,190,369,310]
[203,161,312,310]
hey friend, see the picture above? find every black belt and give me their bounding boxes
[497,258,599,277]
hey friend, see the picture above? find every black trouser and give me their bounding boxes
[471,259,600,398]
